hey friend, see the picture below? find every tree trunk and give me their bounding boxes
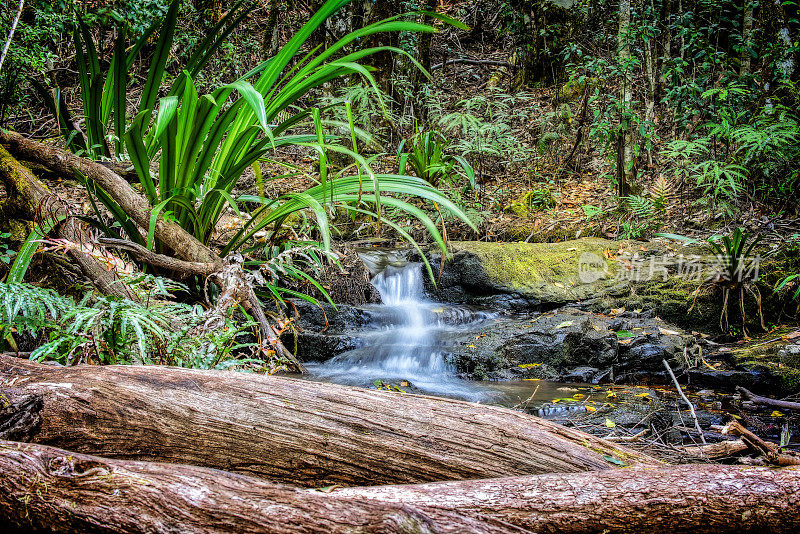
[616,0,634,197]
[0,144,134,298]
[0,355,659,488]
[0,440,513,534]
[336,464,800,534]
[261,0,282,60]
[0,131,221,267]
[741,0,754,75]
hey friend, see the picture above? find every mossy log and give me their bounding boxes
[0,144,133,298]
[0,440,512,534]
[0,355,658,488]
[0,131,221,267]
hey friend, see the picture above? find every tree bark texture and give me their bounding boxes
[0,144,133,298]
[335,464,800,534]
[0,355,658,488]
[0,131,222,267]
[0,440,515,534]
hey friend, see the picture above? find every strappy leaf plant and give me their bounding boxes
[114,0,475,263]
[705,228,764,335]
[397,128,475,188]
[32,0,251,159]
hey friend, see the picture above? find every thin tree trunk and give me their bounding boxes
[0,0,24,76]
[741,0,754,75]
[336,464,800,534]
[261,0,282,60]
[0,440,513,534]
[617,0,634,196]
[0,355,659,488]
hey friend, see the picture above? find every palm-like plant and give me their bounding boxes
[33,0,250,160]
[398,128,475,188]
[116,0,475,264]
[705,228,764,334]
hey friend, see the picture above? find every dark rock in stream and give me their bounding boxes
[284,298,698,385]
[446,307,693,383]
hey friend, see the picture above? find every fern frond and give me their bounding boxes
[625,195,655,220]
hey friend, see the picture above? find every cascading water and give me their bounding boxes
[307,259,496,401]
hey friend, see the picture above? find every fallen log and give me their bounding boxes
[723,421,800,466]
[0,440,515,534]
[1,441,795,534]
[0,144,133,298]
[680,438,748,459]
[335,464,800,533]
[0,131,221,266]
[0,355,658,487]
[0,132,302,369]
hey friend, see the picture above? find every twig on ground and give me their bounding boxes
[663,359,706,444]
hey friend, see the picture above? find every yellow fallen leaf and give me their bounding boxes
[618,338,633,345]
[522,378,541,381]
[585,406,597,412]
[634,392,650,397]
[573,393,585,399]
[606,391,617,399]
[605,418,616,428]
[466,344,476,348]
[518,363,543,368]
[771,411,785,417]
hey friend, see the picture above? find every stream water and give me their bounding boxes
[306,261,503,402]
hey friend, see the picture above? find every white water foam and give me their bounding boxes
[308,262,495,401]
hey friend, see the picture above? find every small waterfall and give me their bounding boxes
[308,260,495,400]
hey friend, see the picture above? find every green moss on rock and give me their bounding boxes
[447,238,620,303]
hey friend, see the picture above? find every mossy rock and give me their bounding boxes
[434,238,621,303]
[503,189,556,218]
[725,331,800,394]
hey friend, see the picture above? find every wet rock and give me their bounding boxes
[281,300,373,362]
[444,307,693,383]
[687,367,781,394]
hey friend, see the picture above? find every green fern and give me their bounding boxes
[625,195,655,220]
[0,283,74,340]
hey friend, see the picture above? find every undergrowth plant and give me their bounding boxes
[397,128,475,188]
[0,281,266,369]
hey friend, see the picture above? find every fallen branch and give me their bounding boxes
[430,58,511,70]
[0,355,659,487]
[680,439,748,459]
[737,386,800,412]
[664,359,706,444]
[98,237,216,276]
[723,421,800,466]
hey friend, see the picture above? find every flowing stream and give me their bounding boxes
[306,261,499,401]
